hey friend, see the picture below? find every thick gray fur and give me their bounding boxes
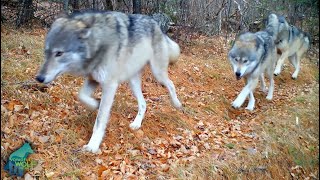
[151,13,173,33]
[36,11,182,153]
[266,13,310,79]
[227,14,278,111]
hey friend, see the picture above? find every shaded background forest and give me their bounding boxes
[1,0,319,45]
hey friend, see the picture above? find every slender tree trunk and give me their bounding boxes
[133,0,141,14]
[92,0,98,10]
[71,0,79,11]
[63,0,69,12]
[16,0,33,27]
[104,0,113,10]
[218,10,222,35]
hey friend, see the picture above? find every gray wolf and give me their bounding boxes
[266,13,310,79]
[151,13,173,33]
[35,11,182,153]
[227,14,278,111]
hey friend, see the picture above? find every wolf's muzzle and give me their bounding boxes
[235,72,242,80]
[35,75,45,83]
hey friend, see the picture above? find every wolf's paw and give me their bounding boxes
[79,96,100,110]
[246,100,254,111]
[266,95,273,101]
[291,74,298,80]
[245,106,254,111]
[273,68,281,76]
[231,100,242,109]
[261,87,268,94]
[82,144,100,154]
[129,121,141,130]
[173,100,182,109]
[85,99,100,110]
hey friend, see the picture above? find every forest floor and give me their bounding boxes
[1,25,319,179]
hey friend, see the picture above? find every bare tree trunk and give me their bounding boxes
[70,0,80,11]
[156,0,160,12]
[92,0,98,10]
[104,0,113,10]
[218,10,222,35]
[16,0,33,28]
[133,0,141,14]
[63,0,69,12]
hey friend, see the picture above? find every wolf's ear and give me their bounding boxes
[78,15,96,28]
[79,28,91,39]
[55,11,69,19]
[51,11,70,26]
[228,50,235,59]
[51,15,69,30]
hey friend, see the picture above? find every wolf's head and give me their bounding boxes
[265,13,279,39]
[36,15,96,84]
[266,13,290,44]
[228,32,265,80]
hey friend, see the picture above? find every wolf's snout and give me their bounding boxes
[235,72,242,80]
[36,75,45,83]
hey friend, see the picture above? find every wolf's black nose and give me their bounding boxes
[235,72,241,77]
[35,75,45,83]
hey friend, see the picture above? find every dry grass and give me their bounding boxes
[1,25,319,179]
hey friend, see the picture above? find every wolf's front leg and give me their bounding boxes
[274,51,289,76]
[78,78,100,110]
[232,78,258,109]
[245,92,255,111]
[82,83,118,153]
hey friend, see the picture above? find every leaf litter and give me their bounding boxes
[1,27,319,179]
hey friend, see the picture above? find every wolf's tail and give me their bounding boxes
[265,13,279,40]
[166,36,180,64]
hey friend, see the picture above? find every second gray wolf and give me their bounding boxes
[151,13,173,33]
[227,14,278,111]
[266,13,310,79]
[35,11,182,153]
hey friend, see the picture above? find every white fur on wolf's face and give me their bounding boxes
[228,51,258,80]
[37,48,83,84]
[37,24,90,84]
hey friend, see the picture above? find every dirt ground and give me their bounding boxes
[1,26,319,179]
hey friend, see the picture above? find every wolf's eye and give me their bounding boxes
[55,51,64,57]
[243,60,248,63]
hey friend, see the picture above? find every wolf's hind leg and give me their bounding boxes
[259,74,268,93]
[129,73,147,130]
[79,77,100,110]
[266,65,275,100]
[151,65,182,109]
[289,52,302,79]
